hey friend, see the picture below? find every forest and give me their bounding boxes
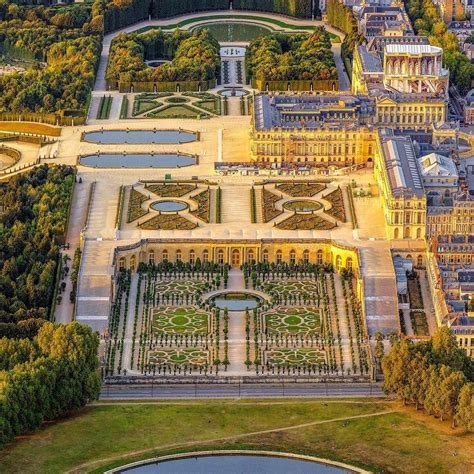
[0,165,74,338]
[106,28,220,86]
[245,28,337,83]
[403,0,472,94]
[0,2,101,117]
[0,165,100,447]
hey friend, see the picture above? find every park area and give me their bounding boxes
[0,400,472,473]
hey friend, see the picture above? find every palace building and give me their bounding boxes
[374,133,427,239]
[250,94,376,167]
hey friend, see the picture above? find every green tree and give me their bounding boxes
[455,383,474,431]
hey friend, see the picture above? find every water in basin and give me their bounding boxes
[79,153,196,168]
[210,293,261,311]
[120,454,353,473]
[82,130,197,144]
[150,200,188,212]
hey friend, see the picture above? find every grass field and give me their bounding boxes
[135,15,341,42]
[1,400,472,473]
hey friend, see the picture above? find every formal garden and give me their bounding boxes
[130,92,222,119]
[104,258,372,378]
[258,183,349,229]
[121,182,216,230]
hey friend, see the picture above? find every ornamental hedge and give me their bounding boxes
[106,29,220,92]
[149,0,315,19]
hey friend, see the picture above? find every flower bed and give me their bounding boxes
[407,274,424,310]
[323,187,346,222]
[190,188,210,223]
[139,214,197,230]
[262,188,283,222]
[275,182,326,197]
[264,307,321,337]
[276,214,335,230]
[146,183,196,197]
[151,306,209,336]
[127,187,149,223]
[410,310,429,336]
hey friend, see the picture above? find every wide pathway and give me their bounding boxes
[54,180,90,324]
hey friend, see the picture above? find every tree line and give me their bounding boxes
[382,327,473,431]
[404,0,473,94]
[0,165,74,338]
[0,322,101,447]
[106,28,220,86]
[246,28,338,83]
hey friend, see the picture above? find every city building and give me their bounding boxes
[374,132,427,239]
[427,235,474,356]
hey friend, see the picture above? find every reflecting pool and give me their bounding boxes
[210,293,262,311]
[79,153,196,168]
[82,130,197,144]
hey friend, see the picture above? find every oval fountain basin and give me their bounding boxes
[283,200,323,213]
[150,200,188,212]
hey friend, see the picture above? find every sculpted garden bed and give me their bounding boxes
[139,213,197,230]
[145,183,197,197]
[276,213,335,230]
[127,187,149,223]
[275,182,326,197]
[262,188,283,222]
[190,188,211,223]
[323,187,346,222]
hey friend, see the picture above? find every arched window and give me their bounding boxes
[262,249,269,263]
[346,257,353,269]
[162,249,168,262]
[416,227,422,239]
[317,249,323,265]
[217,249,225,264]
[303,249,310,264]
[404,227,411,239]
[335,255,342,271]
[394,228,399,239]
[130,255,136,272]
[276,250,282,264]
[148,250,155,266]
[406,254,412,262]
[289,250,296,265]
[203,250,209,263]
[119,257,126,270]
[247,249,254,264]
[189,250,195,264]
[176,250,182,262]
[417,255,423,267]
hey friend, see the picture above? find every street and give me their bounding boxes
[100,382,384,399]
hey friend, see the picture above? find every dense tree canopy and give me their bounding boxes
[0,2,101,115]
[245,28,337,82]
[106,28,220,85]
[0,165,74,338]
[382,327,474,430]
[0,322,101,447]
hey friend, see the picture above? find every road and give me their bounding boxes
[100,383,384,399]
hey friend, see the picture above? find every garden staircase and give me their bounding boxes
[220,185,251,224]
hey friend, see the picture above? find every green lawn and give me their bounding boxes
[1,400,472,473]
[135,15,341,42]
[147,104,207,119]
